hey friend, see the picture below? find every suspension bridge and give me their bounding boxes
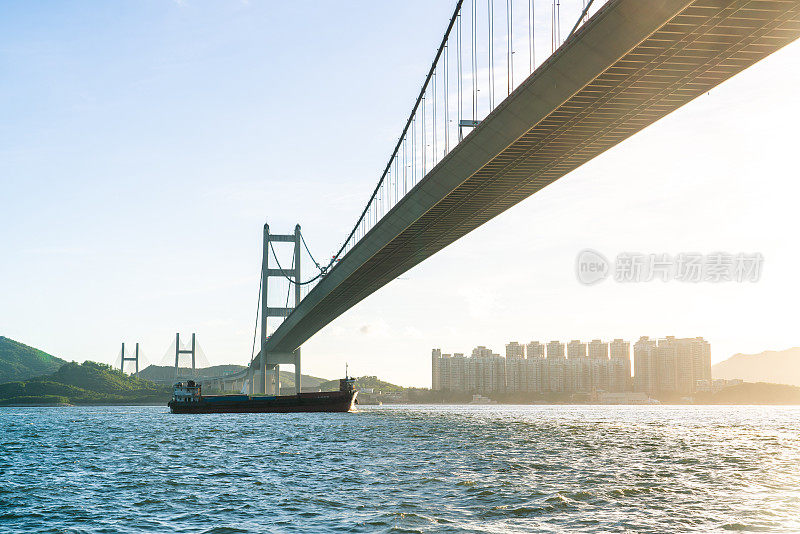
[133,0,800,395]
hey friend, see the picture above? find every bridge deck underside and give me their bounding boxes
[264,0,800,356]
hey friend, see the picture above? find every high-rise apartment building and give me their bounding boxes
[660,336,711,395]
[691,338,712,384]
[526,341,545,359]
[655,341,677,393]
[506,342,525,360]
[547,359,566,392]
[633,337,658,394]
[449,354,466,391]
[609,339,630,360]
[609,339,631,391]
[524,357,545,391]
[472,346,493,358]
[633,336,711,395]
[431,348,442,390]
[506,355,526,392]
[432,338,641,395]
[567,340,587,359]
[433,337,702,397]
[588,339,609,360]
[547,341,565,359]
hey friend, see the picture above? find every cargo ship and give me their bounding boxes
[168,377,357,414]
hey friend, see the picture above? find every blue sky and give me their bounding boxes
[2,1,799,386]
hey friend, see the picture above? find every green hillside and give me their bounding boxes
[278,370,328,390]
[318,375,405,393]
[0,336,67,384]
[0,361,171,406]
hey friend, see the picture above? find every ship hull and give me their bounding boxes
[168,390,357,414]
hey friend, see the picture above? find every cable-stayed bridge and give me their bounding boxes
[116,333,214,380]
[214,0,800,394]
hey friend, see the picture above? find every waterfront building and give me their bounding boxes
[465,354,478,391]
[609,339,632,391]
[609,339,630,360]
[633,337,658,395]
[547,341,565,360]
[693,340,712,384]
[432,350,467,391]
[475,352,505,393]
[432,336,691,396]
[506,355,526,392]
[506,342,525,359]
[567,340,587,359]
[588,339,609,360]
[659,336,711,395]
[547,358,565,392]
[450,353,466,392]
[655,341,677,393]
[489,354,506,392]
[526,341,545,359]
[472,346,493,358]
[524,357,545,391]
[633,336,711,395]
[431,349,442,390]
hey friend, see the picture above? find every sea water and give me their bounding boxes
[1,405,798,533]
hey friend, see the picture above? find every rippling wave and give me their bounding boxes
[1,405,798,533]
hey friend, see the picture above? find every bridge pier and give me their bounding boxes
[294,350,301,395]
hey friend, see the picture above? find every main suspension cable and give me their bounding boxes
[566,0,595,42]
[300,231,322,272]
[314,1,464,278]
[260,1,600,301]
[269,239,323,286]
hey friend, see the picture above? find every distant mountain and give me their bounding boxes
[0,361,170,406]
[0,336,67,384]
[713,347,800,386]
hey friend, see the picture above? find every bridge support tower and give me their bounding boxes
[175,332,196,379]
[256,223,302,396]
[120,342,139,377]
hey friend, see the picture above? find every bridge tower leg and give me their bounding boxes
[260,224,270,395]
[293,224,302,395]
[175,333,179,379]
